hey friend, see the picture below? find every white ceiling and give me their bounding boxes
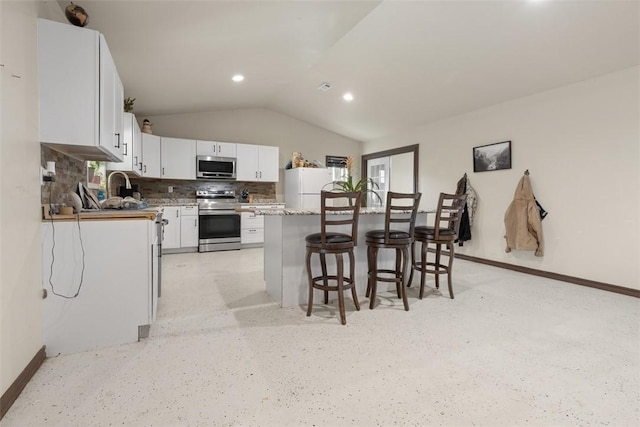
[71,0,638,142]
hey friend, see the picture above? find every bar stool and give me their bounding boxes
[408,192,467,299]
[306,191,361,325]
[365,191,421,311]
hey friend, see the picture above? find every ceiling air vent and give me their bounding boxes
[317,82,332,92]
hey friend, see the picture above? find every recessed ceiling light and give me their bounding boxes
[343,92,354,102]
[232,74,244,82]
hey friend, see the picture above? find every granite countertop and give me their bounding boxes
[146,198,198,207]
[239,200,283,206]
[250,207,435,215]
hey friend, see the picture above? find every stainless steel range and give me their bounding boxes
[196,189,241,252]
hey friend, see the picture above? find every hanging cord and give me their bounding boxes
[48,183,86,299]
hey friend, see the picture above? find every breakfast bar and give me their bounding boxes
[260,208,432,307]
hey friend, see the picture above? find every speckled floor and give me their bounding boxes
[4,248,639,426]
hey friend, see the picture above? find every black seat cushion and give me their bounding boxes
[305,232,353,245]
[365,229,410,240]
[415,226,456,239]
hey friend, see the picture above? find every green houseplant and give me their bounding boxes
[326,156,381,206]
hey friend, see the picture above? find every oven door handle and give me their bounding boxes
[199,210,239,216]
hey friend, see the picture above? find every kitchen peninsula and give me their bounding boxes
[41,211,160,355]
[260,208,433,307]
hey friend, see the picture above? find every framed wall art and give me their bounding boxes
[473,140,512,172]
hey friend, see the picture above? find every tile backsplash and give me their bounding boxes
[40,145,87,204]
[40,145,276,204]
[130,178,276,200]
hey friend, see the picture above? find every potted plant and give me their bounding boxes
[123,97,136,113]
[325,156,381,206]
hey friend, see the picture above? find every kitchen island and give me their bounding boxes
[41,211,159,355]
[259,208,433,307]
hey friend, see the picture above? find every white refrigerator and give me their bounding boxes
[285,168,333,209]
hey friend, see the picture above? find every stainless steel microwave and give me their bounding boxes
[196,155,236,180]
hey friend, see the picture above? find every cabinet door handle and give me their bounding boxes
[123,142,128,156]
[134,155,138,164]
[259,171,262,179]
[139,162,143,172]
[144,164,147,173]
[194,219,197,227]
[162,167,165,175]
[115,133,121,148]
[255,171,258,178]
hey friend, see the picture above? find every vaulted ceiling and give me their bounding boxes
[71,0,639,142]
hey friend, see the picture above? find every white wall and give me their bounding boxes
[389,152,414,193]
[143,108,362,199]
[0,0,45,396]
[366,67,639,289]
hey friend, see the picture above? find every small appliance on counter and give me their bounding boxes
[119,184,141,200]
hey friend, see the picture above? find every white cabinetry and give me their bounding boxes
[162,207,181,249]
[180,206,199,248]
[196,140,236,158]
[241,204,284,246]
[236,144,279,182]
[163,206,199,252]
[106,112,142,175]
[141,133,161,178]
[161,137,196,180]
[100,36,124,161]
[41,218,157,355]
[38,19,124,162]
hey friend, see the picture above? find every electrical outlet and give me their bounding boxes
[168,186,173,193]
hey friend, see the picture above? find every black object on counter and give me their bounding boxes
[119,184,140,198]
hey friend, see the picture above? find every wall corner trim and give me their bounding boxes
[0,346,46,420]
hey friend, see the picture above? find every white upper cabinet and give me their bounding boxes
[99,35,124,161]
[106,113,142,175]
[236,144,279,182]
[258,145,280,182]
[196,140,237,158]
[141,134,161,178]
[38,19,124,162]
[161,137,196,180]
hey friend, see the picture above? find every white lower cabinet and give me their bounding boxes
[162,207,181,249]
[41,218,158,355]
[241,205,284,246]
[180,206,199,248]
[163,206,199,252]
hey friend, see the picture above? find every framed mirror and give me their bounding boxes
[361,144,419,207]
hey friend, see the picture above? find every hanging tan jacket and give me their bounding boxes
[504,175,544,256]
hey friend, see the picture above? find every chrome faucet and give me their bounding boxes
[107,171,131,198]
